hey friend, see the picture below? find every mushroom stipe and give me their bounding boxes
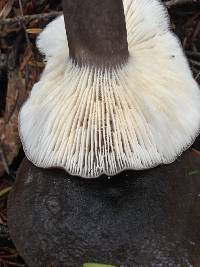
[19,0,200,178]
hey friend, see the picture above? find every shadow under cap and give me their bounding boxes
[7,151,200,267]
[62,0,129,67]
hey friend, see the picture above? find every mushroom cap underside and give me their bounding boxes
[19,0,200,177]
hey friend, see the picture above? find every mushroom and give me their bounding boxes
[19,0,200,178]
[7,150,200,267]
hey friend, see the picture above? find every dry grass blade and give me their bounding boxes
[0,187,12,198]
[0,0,15,19]
[26,28,42,34]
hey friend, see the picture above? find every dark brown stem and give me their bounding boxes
[62,0,129,67]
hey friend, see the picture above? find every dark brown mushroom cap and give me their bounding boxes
[7,151,200,267]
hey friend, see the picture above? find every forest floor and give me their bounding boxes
[0,0,200,266]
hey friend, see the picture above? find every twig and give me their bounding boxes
[186,51,200,57]
[166,0,199,7]
[18,0,31,90]
[18,0,30,46]
[189,59,200,67]
[0,11,62,25]
[195,71,200,80]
